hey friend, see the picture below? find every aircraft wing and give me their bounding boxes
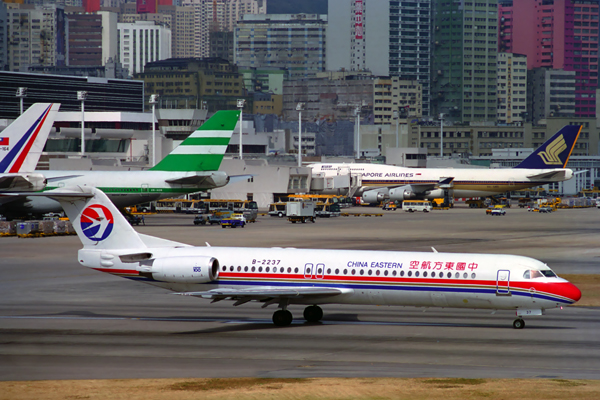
[227,174,254,184]
[174,286,349,303]
[388,177,454,192]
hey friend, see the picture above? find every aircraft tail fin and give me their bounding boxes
[48,186,147,250]
[516,125,581,169]
[0,103,60,173]
[150,110,240,172]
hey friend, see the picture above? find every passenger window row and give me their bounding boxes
[221,265,477,279]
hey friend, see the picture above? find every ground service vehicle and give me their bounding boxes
[315,202,341,217]
[221,213,246,228]
[268,202,287,218]
[402,200,431,213]
[286,201,316,223]
[382,202,398,211]
[486,205,507,215]
[193,215,208,225]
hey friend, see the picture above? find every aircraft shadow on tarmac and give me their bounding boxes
[26,310,574,334]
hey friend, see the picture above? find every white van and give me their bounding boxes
[402,200,432,213]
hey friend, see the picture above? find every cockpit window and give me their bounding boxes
[523,269,557,279]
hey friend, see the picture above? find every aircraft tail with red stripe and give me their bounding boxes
[0,103,60,174]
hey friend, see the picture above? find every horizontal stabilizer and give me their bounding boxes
[526,170,569,181]
[165,175,214,185]
[46,175,84,182]
[138,233,190,248]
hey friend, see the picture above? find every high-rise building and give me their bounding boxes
[83,0,100,12]
[210,31,233,62]
[497,53,528,124]
[137,0,158,14]
[181,0,266,58]
[6,3,68,71]
[528,68,576,124]
[431,0,498,123]
[0,2,7,71]
[235,14,327,79]
[117,20,171,75]
[67,13,103,66]
[136,58,245,111]
[327,0,432,117]
[498,0,599,119]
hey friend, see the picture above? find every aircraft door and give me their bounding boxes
[496,269,511,295]
[303,263,313,279]
[141,183,149,196]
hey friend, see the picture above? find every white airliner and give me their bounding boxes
[0,110,240,218]
[0,103,60,193]
[46,186,581,329]
[310,125,582,203]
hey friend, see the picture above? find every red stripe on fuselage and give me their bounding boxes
[219,273,581,301]
[93,268,139,275]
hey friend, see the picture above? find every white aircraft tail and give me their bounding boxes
[51,186,147,250]
[0,103,60,173]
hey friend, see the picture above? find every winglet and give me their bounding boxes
[150,110,240,172]
[0,103,60,173]
[516,125,582,169]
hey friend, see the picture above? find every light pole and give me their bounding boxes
[237,99,245,159]
[296,102,305,167]
[355,105,361,159]
[77,91,88,156]
[439,113,444,157]
[393,110,399,148]
[149,94,159,166]
[16,87,27,115]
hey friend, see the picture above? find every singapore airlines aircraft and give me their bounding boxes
[310,125,582,203]
[0,103,60,192]
[0,110,240,218]
[46,186,581,329]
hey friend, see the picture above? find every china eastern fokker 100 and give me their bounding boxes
[45,187,581,329]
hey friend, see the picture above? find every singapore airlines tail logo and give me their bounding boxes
[80,204,114,241]
[538,134,567,165]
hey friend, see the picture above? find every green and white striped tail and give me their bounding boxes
[150,110,240,172]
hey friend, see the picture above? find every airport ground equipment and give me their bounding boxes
[286,201,316,223]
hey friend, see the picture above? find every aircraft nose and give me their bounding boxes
[559,282,582,303]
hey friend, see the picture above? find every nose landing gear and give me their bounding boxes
[513,318,525,329]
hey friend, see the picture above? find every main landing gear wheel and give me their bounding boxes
[303,305,323,323]
[272,310,293,326]
[513,318,525,329]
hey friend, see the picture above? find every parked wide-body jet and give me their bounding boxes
[0,110,240,218]
[46,186,581,329]
[310,125,582,203]
[0,103,60,193]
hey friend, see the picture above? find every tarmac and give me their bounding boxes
[1,205,600,380]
